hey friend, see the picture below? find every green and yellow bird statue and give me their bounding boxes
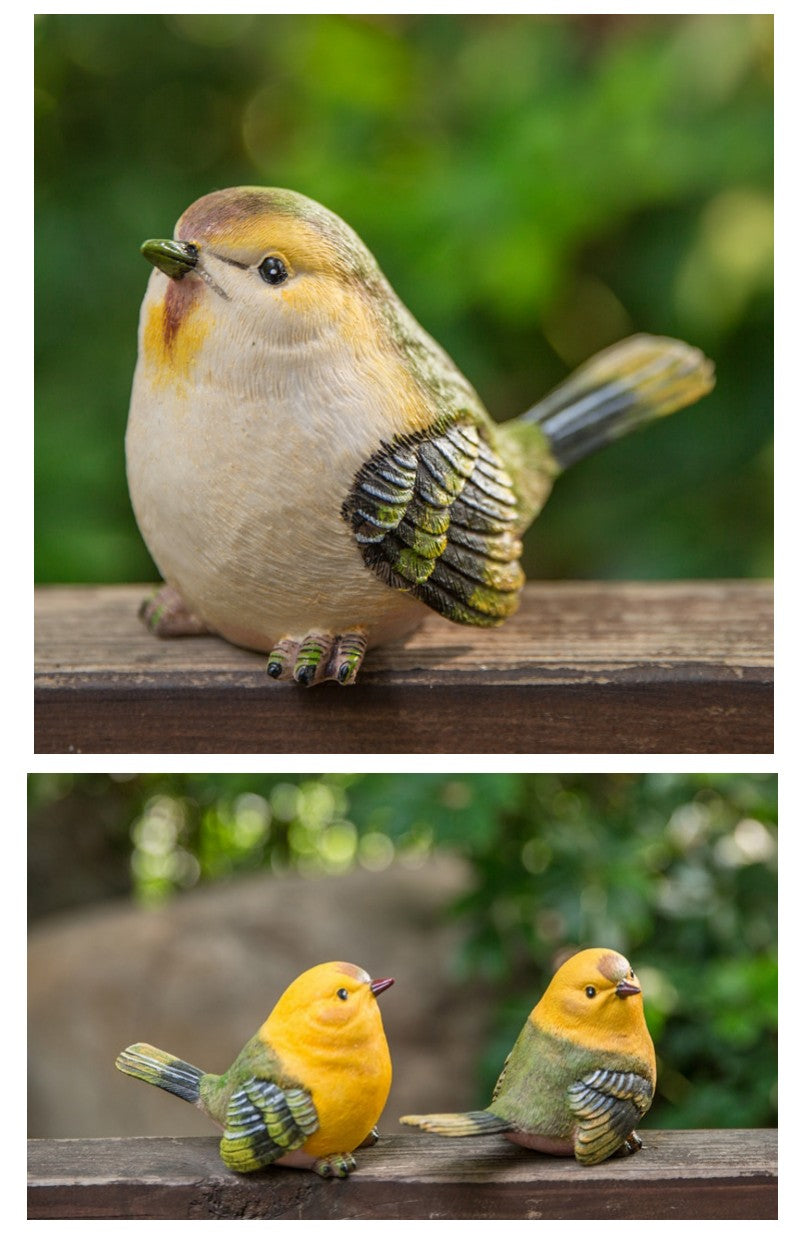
[127,186,714,685]
[116,962,394,1177]
[402,948,656,1165]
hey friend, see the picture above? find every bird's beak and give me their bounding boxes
[616,978,641,998]
[370,977,395,997]
[141,239,199,280]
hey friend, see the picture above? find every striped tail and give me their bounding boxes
[115,1042,204,1106]
[524,334,715,469]
[400,1109,511,1137]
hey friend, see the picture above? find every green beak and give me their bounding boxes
[141,239,198,280]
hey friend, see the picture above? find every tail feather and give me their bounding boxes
[400,1109,511,1137]
[525,334,715,469]
[115,1042,204,1106]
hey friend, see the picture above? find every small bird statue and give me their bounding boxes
[127,186,715,685]
[115,961,394,1177]
[401,948,655,1165]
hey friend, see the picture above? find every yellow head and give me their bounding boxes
[261,961,394,1058]
[531,948,654,1066]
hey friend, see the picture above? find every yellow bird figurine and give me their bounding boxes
[127,186,714,685]
[115,961,394,1177]
[402,948,656,1165]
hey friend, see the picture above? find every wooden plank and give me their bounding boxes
[27,1131,778,1220]
[34,581,773,753]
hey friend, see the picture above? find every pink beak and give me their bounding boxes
[370,977,395,997]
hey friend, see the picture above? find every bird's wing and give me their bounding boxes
[219,1074,320,1172]
[567,1067,654,1166]
[342,419,525,627]
[490,1047,515,1101]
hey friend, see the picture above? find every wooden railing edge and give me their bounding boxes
[28,1130,778,1220]
[33,580,774,754]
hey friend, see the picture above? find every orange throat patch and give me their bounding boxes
[143,279,209,383]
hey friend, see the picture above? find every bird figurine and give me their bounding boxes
[401,948,656,1165]
[115,961,394,1177]
[126,186,715,685]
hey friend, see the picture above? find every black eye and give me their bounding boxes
[585,986,596,998]
[258,256,288,285]
[336,988,348,1001]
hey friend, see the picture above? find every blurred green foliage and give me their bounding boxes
[28,771,777,1130]
[35,13,772,584]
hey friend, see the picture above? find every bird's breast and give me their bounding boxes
[126,339,428,650]
[267,1028,392,1158]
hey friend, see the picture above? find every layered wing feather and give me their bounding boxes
[219,1075,319,1173]
[342,420,524,626]
[567,1067,654,1165]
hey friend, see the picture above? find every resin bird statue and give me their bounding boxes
[126,186,715,685]
[115,961,394,1177]
[401,948,656,1165]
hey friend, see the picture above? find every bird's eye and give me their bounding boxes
[585,985,596,998]
[336,988,349,1001]
[258,256,288,286]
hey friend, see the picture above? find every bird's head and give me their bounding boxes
[263,961,394,1053]
[138,186,393,384]
[531,948,649,1050]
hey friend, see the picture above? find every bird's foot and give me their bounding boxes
[621,1131,644,1156]
[266,628,368,686]
[356,1127,380,1149]
[313,1151,358,1178]
[139,585,211,638]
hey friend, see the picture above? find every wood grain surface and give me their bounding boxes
[28,1130,778,1220]
[34,580,773,753]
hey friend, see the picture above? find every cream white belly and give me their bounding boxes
[126,379,427,653]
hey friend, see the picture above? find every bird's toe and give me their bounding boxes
[328,628,368,685]
[314,1152,357,1178]
[266,637,300,680]
[139,585,211,638]
[292,632,336,686]
[265,629,368,686]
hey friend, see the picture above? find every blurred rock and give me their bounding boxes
[28,857,491,1139]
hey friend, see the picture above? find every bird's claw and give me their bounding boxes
[622,1131,644,1155]
[313,1151,357,1178]
[139,585,211,638]
[357,1127,380,1149]
[266,628,368,686]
